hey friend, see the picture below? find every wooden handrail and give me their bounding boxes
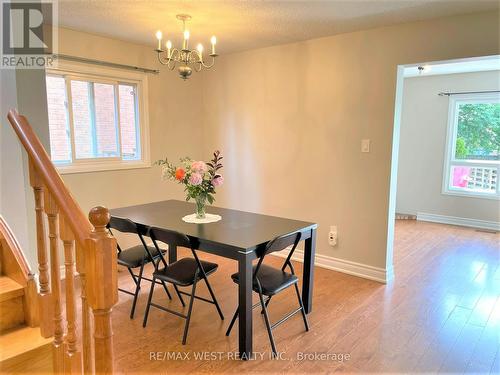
[7,109,93,246]
[7,109,118,374]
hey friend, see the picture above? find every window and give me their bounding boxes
[45,62,150,173]
[443,93,500,199]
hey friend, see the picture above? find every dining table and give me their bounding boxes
[109,199,317,358]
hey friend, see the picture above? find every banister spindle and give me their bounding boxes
[60,215,83,374]
[45,191,65,374]
[75,242,93,375]
[86,206,118,375]
[28,160,53,337]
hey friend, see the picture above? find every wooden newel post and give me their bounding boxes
[86,206,118,375]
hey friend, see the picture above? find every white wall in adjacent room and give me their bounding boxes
[397,71,500,222]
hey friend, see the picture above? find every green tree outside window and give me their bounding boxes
[455,103,500,161]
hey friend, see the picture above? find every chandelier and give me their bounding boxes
[155,14,218,80]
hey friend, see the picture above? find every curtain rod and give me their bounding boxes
[53,54,159,74]
[438,90,500,96]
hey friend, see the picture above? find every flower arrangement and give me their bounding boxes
[156,151,223,219]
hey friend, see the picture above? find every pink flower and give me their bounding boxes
[189,173,203,186]
[212,175,224,187]
[191,161,207,172]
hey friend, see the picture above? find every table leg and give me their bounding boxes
[169,244,177,264]
[302,227,316,313]
[238,257,253,359]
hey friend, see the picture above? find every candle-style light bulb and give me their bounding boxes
[183,30,190,50]
[210,35,216,55]
[197,43,203,60]
[156,30,162,50]
[166,40,172,58]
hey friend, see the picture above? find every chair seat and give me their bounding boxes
[117,245,163,268]
[154,258,218,286]
[231,264,298,296]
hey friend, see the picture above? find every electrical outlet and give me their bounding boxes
[328,225,337,246]
[361,139,370,153]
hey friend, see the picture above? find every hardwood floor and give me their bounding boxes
[110,220,499,374]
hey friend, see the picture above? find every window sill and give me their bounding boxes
[442,189,500,201]
[56,160,151,175]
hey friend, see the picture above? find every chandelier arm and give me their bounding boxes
[167,59,177,70]
[169,49,184,70]
[186,50,201,64]
[157,52,168,65]
[157,51,177,70]
[170,48,183,62]
[199,55,216,69]
[170,48,184,69]
[185,51,202,72]
[185,50,215,70]
[193,61,203,72]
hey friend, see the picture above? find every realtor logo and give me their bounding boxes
[1,0,57,68]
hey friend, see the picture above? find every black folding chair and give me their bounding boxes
[225,232,309,355]
[143,227,224,345]
[108,216,172,319]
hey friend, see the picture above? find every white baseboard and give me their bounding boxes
[272,249,392,284]
[417,212,500,231]
[56,247,392,283]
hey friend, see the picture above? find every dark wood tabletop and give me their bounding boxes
[109,199,318,359]
[109,199,317,254]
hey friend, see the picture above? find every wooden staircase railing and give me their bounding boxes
[7,109,118,375]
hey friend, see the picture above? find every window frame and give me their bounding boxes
[46,60,151,174]
[442,92,500,200]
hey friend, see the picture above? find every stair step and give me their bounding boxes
[0,326,52,373]
[0,276,25,332]
[0,276,24,302]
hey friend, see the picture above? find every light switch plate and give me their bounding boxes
[361,139,370,153]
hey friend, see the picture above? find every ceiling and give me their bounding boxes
[57,1,499,55]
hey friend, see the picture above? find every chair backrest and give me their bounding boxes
[254,231,302,278]
[108,216,149,256]
[108,216,140,234]
[148,227,192,269]
[149,227,191,249]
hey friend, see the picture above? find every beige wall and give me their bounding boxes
[200,11,499,270]
[397,71,500,222]
[57,28,205,213]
